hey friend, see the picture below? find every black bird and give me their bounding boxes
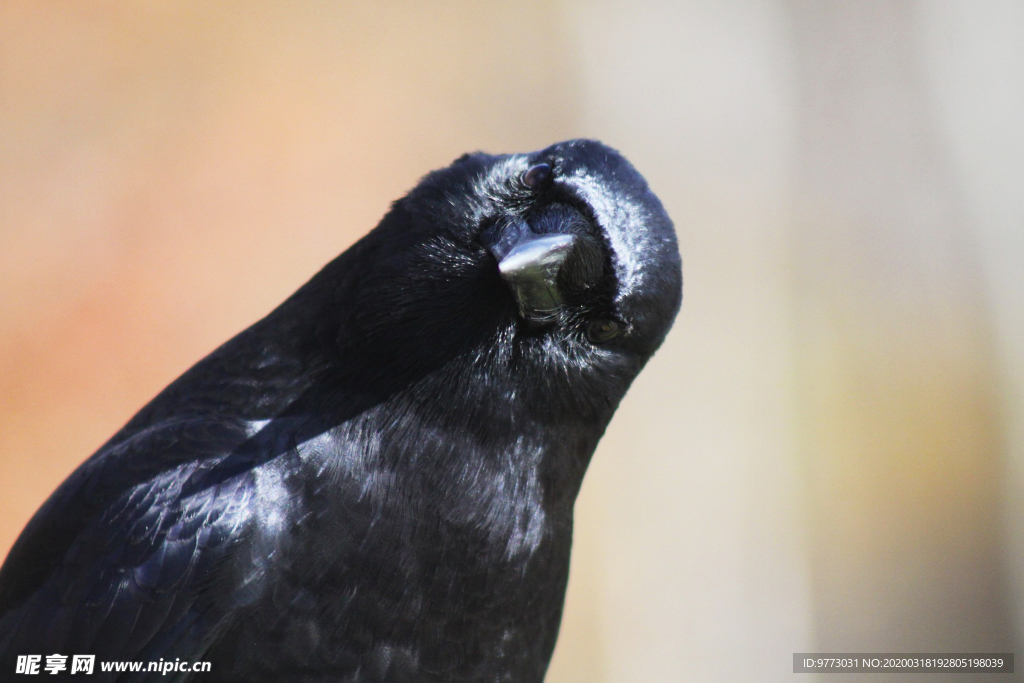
[0,139,681,682]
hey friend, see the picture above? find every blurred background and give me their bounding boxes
[1,1,1022,680]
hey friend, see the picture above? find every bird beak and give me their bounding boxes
[497,232,577,324]
[483,217,577,324]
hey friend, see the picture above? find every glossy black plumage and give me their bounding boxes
[0,139,682,682]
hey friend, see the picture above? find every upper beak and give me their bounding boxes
[484,218,576,324]
[497,233,576,324]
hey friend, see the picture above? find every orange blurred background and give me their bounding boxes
[2,2,1023,681]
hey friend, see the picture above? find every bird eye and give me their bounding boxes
[523,163,552,189]
[587,319,622,343]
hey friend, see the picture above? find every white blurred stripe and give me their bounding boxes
[917,0,1024,657]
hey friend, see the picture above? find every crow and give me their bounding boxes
[0,139,682,682]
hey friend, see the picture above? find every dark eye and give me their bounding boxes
[523,163,552,189]
[587,319,622,343]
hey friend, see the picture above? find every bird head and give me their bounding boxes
[306,139,681,420]
[402,139,680,354]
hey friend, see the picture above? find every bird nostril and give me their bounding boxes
[523,163,552,189]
